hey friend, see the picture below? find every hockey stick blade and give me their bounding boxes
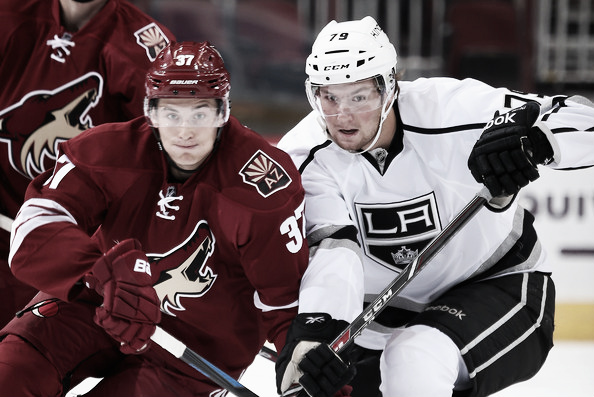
[282,187,492,397]
[151,326,260,397]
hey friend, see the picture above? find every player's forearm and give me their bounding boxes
[299,244,364,323]
[10,200,102,301]
[541,96,594,169]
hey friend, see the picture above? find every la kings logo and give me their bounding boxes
[355,192,441,271]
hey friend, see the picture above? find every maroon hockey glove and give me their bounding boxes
[276,313,356,397]
[467,102,555,197]
[85,239,161,355]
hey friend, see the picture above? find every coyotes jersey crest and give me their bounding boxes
[0,72,103,179]
[150,221,218,316]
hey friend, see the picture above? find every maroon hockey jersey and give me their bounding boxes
[0,0,174,325]
[9,115,308,379]
[0,0,174,224]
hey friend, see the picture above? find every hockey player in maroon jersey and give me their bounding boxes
[0,41,308,396]
[0,0,175,328]
[275,16,594,397]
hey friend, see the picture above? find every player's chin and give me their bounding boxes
[333,134,362,151]
[171,153,203,170]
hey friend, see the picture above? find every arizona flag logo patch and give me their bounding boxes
[240,150,292,197]
[134,22,170,61]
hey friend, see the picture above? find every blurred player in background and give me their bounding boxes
[275,16,594,397]
[0,0,175,327]
[0,41,308,396]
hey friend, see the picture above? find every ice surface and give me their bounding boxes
[66,340,594,396]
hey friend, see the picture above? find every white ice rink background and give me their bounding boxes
[239,341,594,397]
[67,339,594,396]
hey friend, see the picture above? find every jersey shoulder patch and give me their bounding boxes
[239,149,292,197]
[133,22,170,61]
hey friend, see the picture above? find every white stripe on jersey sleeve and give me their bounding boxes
[9,198,77,266]
[253,291,298,313]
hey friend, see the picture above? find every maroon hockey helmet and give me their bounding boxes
[144,41,231,126]
[145,41,230,99]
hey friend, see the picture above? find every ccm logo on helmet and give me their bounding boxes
[170,80,199,84]
[324,64,349,71]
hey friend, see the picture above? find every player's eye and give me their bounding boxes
[323,94,338,104]
[352,95,366,103]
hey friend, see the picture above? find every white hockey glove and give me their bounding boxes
[276,313,355,397]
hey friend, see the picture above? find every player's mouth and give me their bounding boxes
[176,143,198,149]
[338,129,358,135]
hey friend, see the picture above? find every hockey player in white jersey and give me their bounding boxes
[274,16,594,397]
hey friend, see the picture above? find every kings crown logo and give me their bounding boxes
[391,246,419,266]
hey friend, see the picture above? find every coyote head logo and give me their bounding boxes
[150,221,218,316]
[0,72,103,179]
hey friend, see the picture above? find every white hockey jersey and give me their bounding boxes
[278,77,594,329]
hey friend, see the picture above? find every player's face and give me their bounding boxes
[153,98,222,174]
[316,79,384,152]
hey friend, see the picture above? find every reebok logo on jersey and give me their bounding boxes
[424,304,466,320]
[305,316,326,324]
[355,192,441,271]
[239,150,292,197]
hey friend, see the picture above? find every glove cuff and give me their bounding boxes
[531,121,560,165]
[288,313,348,344]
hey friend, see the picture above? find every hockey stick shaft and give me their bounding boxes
[330,187,491,353]
[151,326,260,397]
[0,213,13,233]
[258,345,278,362]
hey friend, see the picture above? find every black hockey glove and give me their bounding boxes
[467,101,555,197]
[276,313,356,397]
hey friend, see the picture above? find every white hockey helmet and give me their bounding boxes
[305,16,398,152]
[305,16,397,87]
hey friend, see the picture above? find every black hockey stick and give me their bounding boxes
[283,187,493,396]
[151,326,260,397]
[258,345,278,362]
